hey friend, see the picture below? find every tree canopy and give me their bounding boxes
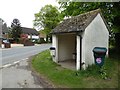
[11,18,22,42]
[34,5,63,35]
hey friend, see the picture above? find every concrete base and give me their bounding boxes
[58,59,76,70]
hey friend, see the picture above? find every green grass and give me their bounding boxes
[32,50,119,88]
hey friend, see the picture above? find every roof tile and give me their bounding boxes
[21,27,39,35]
[52,9,101,34]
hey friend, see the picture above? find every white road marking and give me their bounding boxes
[1,58,29,69]
[2,64,11,68]
[13,61,20,64]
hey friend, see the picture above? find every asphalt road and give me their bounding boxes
[1,44,51,65]
[0,44,51,88]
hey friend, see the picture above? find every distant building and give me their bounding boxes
[0,20,9,46]
[2,23,8,39]
[0,20,2,46]
[21,27,39,39]
[0,19,9,39]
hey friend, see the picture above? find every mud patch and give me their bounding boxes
[17,80,29,88]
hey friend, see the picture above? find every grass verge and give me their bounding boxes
[32,50,119,88]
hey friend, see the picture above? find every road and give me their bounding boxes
[0,44,51,88]
[1,44,51,65]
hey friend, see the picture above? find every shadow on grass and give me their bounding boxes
[109,47,120,59]
[109,47,119,89]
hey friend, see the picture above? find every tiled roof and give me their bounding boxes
[52,9,106,34]
[21,27,39,35]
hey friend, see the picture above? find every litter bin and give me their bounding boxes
[50,47,55,57]
[93,47,107,67]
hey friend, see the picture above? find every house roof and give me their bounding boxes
[21,27,39,35]
[52,9,109,34]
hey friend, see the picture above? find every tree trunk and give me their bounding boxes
[46,35,49,43]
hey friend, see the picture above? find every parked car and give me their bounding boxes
[2,38,10,44]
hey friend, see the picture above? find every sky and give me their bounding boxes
[0,0,59,28]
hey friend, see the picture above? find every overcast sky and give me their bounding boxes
[0,0,59,28]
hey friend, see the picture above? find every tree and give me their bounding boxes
[8,27,12,38]
[58,1,120,50]
[59,2,115,26]
[11,18,22,43]
[34,5,63,42]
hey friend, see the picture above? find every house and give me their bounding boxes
[21,27,39,40]
[0,20,2,46]
[0,21,9,39]
[51,9,109,70]
[0,20,9,45]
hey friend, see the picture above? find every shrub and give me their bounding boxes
[40,38,46,44]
